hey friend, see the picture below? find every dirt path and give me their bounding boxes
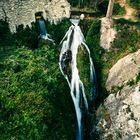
[114,0,137,21]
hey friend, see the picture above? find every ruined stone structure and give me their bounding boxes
[0,0,70,32]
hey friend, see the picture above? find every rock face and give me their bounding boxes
[96,84,140,140]
[0,0,70,32]
[100,17,117,50]
[106,49,140,91]
[95,51,140,140]
[45,0,70,24]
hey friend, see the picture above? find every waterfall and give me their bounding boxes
[37,19,54,42]
[59,19,97,140]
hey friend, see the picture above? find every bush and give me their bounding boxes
[97,0,109,16]
[86,19,101,64]
[113,19,140,50]
[0,45,75,140]
[128,0,140,18]
[45,18,71,44]
[113,3,126,16]
[0,20,12,47]
[14,23,39,49]
[68,0,96,8]
[97,0,126,16]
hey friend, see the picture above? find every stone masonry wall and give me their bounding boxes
[0,0,70,32]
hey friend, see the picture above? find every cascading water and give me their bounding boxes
[59,19,97,140]
[37,19,54,42]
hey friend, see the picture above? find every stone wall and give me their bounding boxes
[0,0,70,32]
[45,0,70,24]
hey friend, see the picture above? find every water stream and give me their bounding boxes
[37,19,54,42]
[59,19,97,140]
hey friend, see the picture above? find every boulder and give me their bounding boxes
[106,49,140,91]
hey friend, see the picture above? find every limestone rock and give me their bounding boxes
[100,17,117,50]
[106,49,140,91]
[95,50,140,140]
[95,84,140,140]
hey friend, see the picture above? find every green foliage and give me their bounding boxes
[113,3,126,16]
[97,0,109,15]
[128,0,140,9]
[86,19,101,64]
[46,19,71,44]
[14,23,39,49]
[102,19,140,76]
[0,20,12,47]
[128,0,140,18]
[79,19,93,37]
[126,72,140,86]
[136,72,140,83]
[113,19,140,50]
[97,0,125,16]
[127,80,135,86]
[86,19,108,106]
[68,0,95,8]
[0,45,75,140]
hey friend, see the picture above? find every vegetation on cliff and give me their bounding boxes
[0,0,140,139]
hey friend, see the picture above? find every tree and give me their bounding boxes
[106,0,115,18]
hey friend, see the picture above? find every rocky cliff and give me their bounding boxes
[95,49,140,140]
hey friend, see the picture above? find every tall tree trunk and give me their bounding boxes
[106,0,115,18]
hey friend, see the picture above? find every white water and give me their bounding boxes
[38,20,54,42]
[59,19,97,140]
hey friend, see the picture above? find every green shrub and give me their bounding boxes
[68,0,96,8]
[86,19,102,68]
[97,1,125,16]
[113,3,126,16]
[112,19,140,50]
[45,18,70,44]
[128,0,140,18]
[0,20,12,47]
[14,22,38,49]
[127,80,135,86]
[97,0,109,16]
[0,45,75,140]
[136,72,140,83]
